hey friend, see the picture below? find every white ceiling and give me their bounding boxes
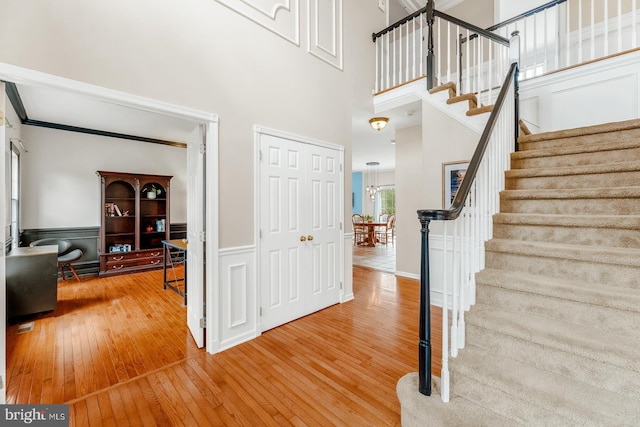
[13,83,197,145]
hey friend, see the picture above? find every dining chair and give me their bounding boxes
[352,214,366,245]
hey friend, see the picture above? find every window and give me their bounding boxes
[379,187,395,216]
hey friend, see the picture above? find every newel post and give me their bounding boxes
[426,0,435,90]
[510,30,521,150]
[418,216,432,396]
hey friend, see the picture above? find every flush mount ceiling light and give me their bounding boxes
[369,117,389,131]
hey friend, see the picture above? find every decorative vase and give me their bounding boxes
[146,225,153,232]
[147,191,156,199]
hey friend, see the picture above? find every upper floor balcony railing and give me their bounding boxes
[373,0,640,94]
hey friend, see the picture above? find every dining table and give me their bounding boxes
[357,222,387,247]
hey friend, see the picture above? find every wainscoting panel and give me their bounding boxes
[20,227,100,277]
[308,0,343,70]
[520,50,640,132]
[216,0,300,45]
[218,245,257,351]
[20,223,186,278]
[342,232,354,302]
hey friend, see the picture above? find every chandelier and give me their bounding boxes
[365,161,380,202]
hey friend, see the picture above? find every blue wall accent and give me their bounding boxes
[352,172,363,214]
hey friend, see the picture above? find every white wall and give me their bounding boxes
[0,0,385,249]
[395,125,423,277]
[495,0,546,22]
[395,100,479,277]
[19,126,187,229]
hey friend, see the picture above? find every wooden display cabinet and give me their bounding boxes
[97,171,172,276]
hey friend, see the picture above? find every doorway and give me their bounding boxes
[0,62,219,402]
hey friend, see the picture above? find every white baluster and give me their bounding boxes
[633,0,637,49]
[420,15,424,77]
[466,29,470,93]
[591,0,596,60]
[566,0,571,67]
[385,32,390,90]
[393,27,397,87]
[618,0,622,52]
[544,8,549,72]
[375,38,380,93]
[533,13,538,76]
[413,18,417,79]
[406,18,410,83]
[437,17,441,85]
[579,0,583,63]
[456,25,460,96]
[447,20,451,85]
[441,220,450,403]
[451,216,459,357]
[604,0,609,56]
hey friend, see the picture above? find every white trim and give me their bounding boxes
[0,62,217,124]
[253,125,345,153]
[395,271,420,280]
[219,245,256,256]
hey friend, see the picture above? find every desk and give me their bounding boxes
[162,239,187,305]
[358,222,387,247]
[6,245,58,318]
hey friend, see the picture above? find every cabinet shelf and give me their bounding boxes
[98,171,172,276]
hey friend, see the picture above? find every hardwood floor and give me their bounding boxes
[6,265,442,426]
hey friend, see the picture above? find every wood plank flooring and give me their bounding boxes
[6,265,442,426]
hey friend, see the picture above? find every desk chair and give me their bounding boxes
[30,238,83,282]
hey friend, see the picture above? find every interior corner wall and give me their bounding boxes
[395,124,423,277]
[396,101,479,277]
[19,126,187,230]
[448,0,494,28]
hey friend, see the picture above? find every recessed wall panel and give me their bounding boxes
[228,263,247,327]
[308,0,343,70]
[216,0,300,45]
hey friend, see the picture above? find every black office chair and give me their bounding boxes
[30,238,83,282]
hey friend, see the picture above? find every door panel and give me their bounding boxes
[186,125,205,348]
[260,135,341,331]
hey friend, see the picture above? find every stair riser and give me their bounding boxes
[448,371,567,425]
[484,250,640,288]
[466,324,640,398]
[511,146,640,169]
[505,170,640,190]
[519,129,640,151]
[500,196,640,215]
[492,223,640,248]
[475,284,640,336]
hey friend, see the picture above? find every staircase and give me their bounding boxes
[397,118,640,425]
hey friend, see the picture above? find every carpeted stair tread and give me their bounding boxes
[493,212,640,229]
[501,186,640,200]
[513,137,640,160]
[485,238,640,267]
[475,268,640,314]
[505,160,640,179]
[465,303,640,373]
[449,345,640,425]
[397,373,515,427]
[492,213,640,248]
[518,117,640,144]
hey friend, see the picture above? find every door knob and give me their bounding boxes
[307,235,314,241]
[300,236,307,242]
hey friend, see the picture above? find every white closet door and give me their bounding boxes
[305,144,341,314]
[259,135,341,331]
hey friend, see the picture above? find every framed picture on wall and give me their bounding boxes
[443,161,469,209]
